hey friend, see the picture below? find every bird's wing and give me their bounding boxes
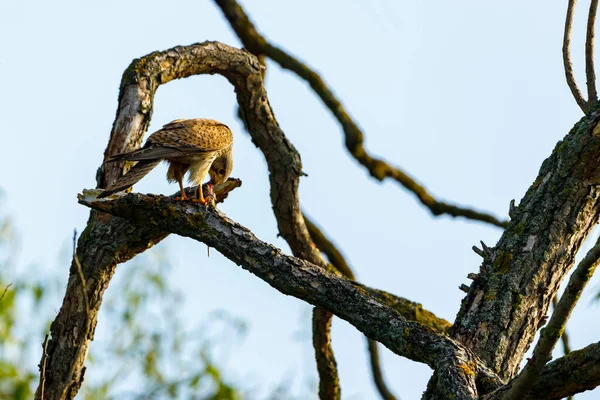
[151,118,233,152]
[98,160,161,197]
[106,144,189,162]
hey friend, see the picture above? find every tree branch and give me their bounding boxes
[447,109,600,387]
[38,39,335,399]
[213,0,507,228]
[586,0,599,105]
[78,191,504,398]
[552,296,572,355]
[563,0,587,112]
[502,236,600,400]
[484,341,600,400]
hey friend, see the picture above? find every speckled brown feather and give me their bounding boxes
[98,160,161,198]
[147,119,233,152]
[99,118,234,198]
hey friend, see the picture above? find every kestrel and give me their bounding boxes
[99,118,234,204]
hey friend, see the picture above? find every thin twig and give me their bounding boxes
[40,335,49,400]
[586,0,599,105]
[213,0,507,229]
[563,0,587,111]
[0,283,12,302]
[503,238,600,400]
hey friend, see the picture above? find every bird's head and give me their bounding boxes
[209,148,233,185]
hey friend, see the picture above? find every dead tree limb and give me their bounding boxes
[80,192,600,399]
[79,191,504,399]
[213,0,507,228]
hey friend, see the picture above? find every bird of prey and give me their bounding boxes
[98,118,233,204]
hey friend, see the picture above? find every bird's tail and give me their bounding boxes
[98,160,161,198]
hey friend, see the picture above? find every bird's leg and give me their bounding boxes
[190,182,213,205]
[190,184,209,205]
[175,178,187,201]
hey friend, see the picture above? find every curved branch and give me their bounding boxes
[79,191,504,398]
[563,0,587,111]
[503,236,600,400]
[586,0,599,105]
[213,0,507,228]
[39,40,337,399]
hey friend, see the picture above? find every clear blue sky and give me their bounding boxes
[1,0,599,398]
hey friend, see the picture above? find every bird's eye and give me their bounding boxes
[219,168,226,175]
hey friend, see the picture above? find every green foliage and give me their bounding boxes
[82,250,247,400]
[0,194,244,400]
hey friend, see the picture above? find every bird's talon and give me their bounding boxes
[190,198,210,205]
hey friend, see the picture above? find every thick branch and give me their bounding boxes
[354,283,451,335]
[213,0,507,228]
[450,111,600,384]
[503,237,600,400]
[563,0,587,112]
[79,191,503,398]
[586,0,599,105]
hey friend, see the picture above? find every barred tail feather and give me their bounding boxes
[98,160,161,198]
